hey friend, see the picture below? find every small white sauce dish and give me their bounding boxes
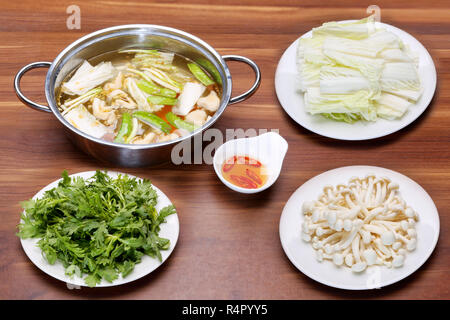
[213,132,288,194]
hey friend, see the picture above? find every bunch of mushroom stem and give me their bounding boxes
[301,175,418,273]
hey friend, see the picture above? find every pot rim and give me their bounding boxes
[45,24,233,150]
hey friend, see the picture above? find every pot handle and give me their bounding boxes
[14,62,52,113]
[222,55,261,105]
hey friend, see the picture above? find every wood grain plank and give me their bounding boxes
[0,0,449,300]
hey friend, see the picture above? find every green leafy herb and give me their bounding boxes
[17,170,175,287]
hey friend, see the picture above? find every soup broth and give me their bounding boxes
[222,156,268,189]
[56,49,222,144]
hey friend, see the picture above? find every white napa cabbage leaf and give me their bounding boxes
[64,105,110,138]
[62,60,116,96]
[296,16,422,123]
[380,62,421,92]
[312,16,375,40]
[298,36,332,65]
[298,62,321,92]
[376,92,412,119]
[378,48,414,63]
[323,49,384,88]
[124,77,162,112]
[322,37,381,58]
[366,30,401,50]
[130,50,175,71]
[305,87,377,122]
[319,66,372,94]
[382,88,423,102]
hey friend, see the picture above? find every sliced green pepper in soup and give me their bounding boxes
[114,112,133,143]
[133,111,172,134]
[187,63,215,86]
[166,112,197,132]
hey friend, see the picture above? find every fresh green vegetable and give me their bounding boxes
[305,87,377,122]
[114,113,133,143]
[143,67,182,92]
[60,87,102,115]
[124,78,153,111]
[166,112,197,132]
[120,49,175,71]
[137,80,177,98]
[312,16,374,40]
[195,58,222,85]
[380,62,421,92]
[322,113,362,124]
[375,92,412,120]
[126,68,154,84]
[147,95,178,106]
[17,170,176,287]
[133,111,172,134]
[64,105,110,139]
[61,60,116,96]
[187,63,214,86]
[119,49,159,55]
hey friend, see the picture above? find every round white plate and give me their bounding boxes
[279,165,440,290]
[275,21,437,140]
[20,171,179,287]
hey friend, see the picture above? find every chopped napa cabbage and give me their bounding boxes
[142,67,182,92]
[64,105,110,138]
[383,88,423,102]
[298,36,333,66]
[62,61,116,96]
[60,87,102,115]
[125,77,148,107]
[323,37,381,58]
[305,87,377,122]
[323,49,384,87]
[167,67,196,84]
[296,16,422,123]
[123,49,175,71]
[322,113,363,124]
[298,62,321,91]
[378,48,414,62]
[124,77,162,112]
[319,66,371,94]
[312,16,375,40]
[380,62,420,91]
[376,92,412,119]
[366,30,401,50]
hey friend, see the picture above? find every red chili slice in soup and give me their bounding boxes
[230,175,258,189]
[222,162,235,172]
[246,169,262,185]
[222,156,237,172]
[235,156,261,167]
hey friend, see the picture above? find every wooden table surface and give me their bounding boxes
[1,0,449,300]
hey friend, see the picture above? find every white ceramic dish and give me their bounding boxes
[279,165,440,290]
[275,21,437,141]
[20,171,179,287]
[213,132,288,194]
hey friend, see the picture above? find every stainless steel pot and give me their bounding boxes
[14,25,260,167]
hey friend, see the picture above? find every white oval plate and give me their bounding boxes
[279,165,440,290]
[20,171,179,287]
[275,21,437,140]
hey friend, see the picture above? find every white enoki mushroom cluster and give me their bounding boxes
[301,175,419,273]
